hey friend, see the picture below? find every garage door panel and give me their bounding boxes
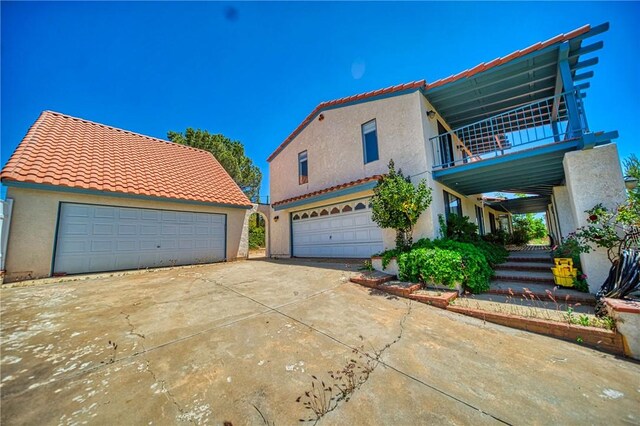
[118,224,137,235]
[64,223,89,235]
[94,207,116,218]
[90,240,112,252]
[54,204,226,275]
[116,240,137,251]
[292,203,383,258]
[58,240,87,254]
[92,223,114,235]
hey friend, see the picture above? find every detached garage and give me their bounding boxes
[0,111,252,283]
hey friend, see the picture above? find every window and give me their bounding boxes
[362,120,379,164]
[475,205,485,235]
[443,191,462,220]
[298,151,308,184]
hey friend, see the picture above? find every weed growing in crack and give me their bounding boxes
[296,346,376,423]
[296,302,411,423]
[101,340,118,364]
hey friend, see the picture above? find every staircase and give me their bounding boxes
[489,250,595,305]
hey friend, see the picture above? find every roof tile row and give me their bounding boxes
[272,175,382,208]
[1,111,252,207]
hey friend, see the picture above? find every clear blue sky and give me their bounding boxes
[2,2,639,200]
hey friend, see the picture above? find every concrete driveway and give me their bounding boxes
[1,259,639,425]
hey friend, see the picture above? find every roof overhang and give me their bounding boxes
[487,196,551,214]
[423,23,608,129]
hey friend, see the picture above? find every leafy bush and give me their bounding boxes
[248,220,265,249]
[482,229,509,245]
[446,214,479,242]
[474,240,509,266]
[370,160,432,250]
[511,213,546,244]
[392,238,499,293]
[508,228,529,245]
[397,248,464,287]
[432,240,493,293]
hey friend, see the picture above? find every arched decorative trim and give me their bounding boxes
[330,207,340,214]
[292,214,300,220]
[310,211,318,217]
[320,209,329,216]
[301,213,309,219]
[342,205,353,212]
[354,202,366,210]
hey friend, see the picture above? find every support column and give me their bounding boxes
[552,185,576,240]
[563,144,626,293]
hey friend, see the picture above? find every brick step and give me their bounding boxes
[496,262,553,272]
[493,270,555,284]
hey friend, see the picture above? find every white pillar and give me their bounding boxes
[552,185,576,240]
[563,143,627,293]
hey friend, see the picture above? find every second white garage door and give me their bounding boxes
[53,203,226,275]
[292,200,383,258]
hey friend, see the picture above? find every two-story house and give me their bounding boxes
[267,22,627,292]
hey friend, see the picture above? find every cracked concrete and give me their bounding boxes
[1,259,639,425]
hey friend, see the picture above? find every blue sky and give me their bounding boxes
[2,1,639,200]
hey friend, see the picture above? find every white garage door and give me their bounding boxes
[292,200,383,258]
[53,203,226,275]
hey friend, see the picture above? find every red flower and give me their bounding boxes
[588,214,598,222]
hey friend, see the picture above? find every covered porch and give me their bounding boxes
[423,22,627,292]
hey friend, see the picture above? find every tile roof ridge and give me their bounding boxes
[41,110,212,155]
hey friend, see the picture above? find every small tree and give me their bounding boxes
[370,160,432,250]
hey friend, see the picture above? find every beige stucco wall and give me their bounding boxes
[3,187,250,283]
[268,91,510,257]
[269,91,430,203]
[563,143,627,292]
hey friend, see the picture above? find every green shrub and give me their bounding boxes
[482,229,509,245]
[397,248,464,287]
[474,240,509,266]
[431,239,493,293]
[446,214,479,242]
[248,223,265,249]
[393,238,497,293]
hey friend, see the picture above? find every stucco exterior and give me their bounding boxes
[563,143,627,292]
[3,187,250,283]
[268,90,510,257]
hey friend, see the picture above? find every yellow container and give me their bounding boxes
[551,265,577,287]
[554,258,574,268]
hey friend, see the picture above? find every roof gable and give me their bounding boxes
[1,111,252,207]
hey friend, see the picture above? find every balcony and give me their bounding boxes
[430,90,588,170]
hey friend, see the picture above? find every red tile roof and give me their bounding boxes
[272,175,382,208]
[1,111,252,207]
[266,24,592,163]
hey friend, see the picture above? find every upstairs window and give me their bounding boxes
[443,190,462,220]
[298,150,308,184]
[362,120,379,164]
